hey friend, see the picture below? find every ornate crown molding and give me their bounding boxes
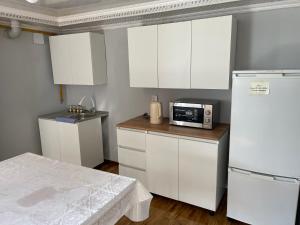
[0,0,300,33]
[57,0,239,26]
[0,5,57,26]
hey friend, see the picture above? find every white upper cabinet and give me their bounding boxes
[127,15,236,89]
[191,15,237,89]
[49,32,107,85]
[128,25,158,88]
[158,21,191,89]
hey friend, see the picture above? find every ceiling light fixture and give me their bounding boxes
[26,0,39,3]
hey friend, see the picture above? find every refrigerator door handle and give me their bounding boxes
[274,177,299,184]
[230,168,252,176]
[250,173,275,181]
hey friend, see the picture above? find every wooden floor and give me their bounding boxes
[96,161,247,225]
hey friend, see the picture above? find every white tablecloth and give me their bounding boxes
[0,153,152,225]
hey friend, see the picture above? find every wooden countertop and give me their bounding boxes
[117,116,230,141]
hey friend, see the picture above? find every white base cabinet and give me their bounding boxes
[179,134,228,211]
[117,128,229,211]
[39,118,104,168]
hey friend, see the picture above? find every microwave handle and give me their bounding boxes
[169,102,174,121]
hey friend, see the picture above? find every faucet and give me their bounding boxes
[78,96,96,113]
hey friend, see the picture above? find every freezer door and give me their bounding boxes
[227,168,299,225]
[229,73,300,178]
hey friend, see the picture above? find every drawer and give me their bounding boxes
[119,165,147,188]
[118,147,146,170]
[117,128,146,150]
[227,168,299,225]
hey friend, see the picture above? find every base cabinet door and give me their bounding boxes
[227,168,299,225]
[39,119,60,160]
[179,139,218,211]
[78,118,104,168]
[146,134,178,199]
[58,123,82,166]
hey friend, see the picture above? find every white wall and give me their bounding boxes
[66,7,300,162]
[0,29,65,160]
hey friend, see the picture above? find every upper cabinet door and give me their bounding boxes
[128,25,158,88]
[191,16,237,89]
[49,35,72,84]
[69,33,94,85]
[158,21,191,89]
[49,32,107,85]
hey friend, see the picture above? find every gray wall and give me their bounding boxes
[66,7,300,162]
[0,29,64,160]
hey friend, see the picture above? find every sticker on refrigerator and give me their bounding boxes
[250,81,270,95]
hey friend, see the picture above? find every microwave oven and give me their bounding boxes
[169,98,220,129]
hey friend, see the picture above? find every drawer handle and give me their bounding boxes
[119,163,146,172]
[119,145,145,152]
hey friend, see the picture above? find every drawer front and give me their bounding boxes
[227,168,299,225]
[118,147,146,170]
[119,165,147,188]
[117,128,146,150]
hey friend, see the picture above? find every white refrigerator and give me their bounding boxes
[227,70,300,225]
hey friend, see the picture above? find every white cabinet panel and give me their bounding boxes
[117,129,146,150]
[146,134,178,199]
[179,139,218,210]
[49,32,107,85]
[38,119,60,160]
[69,33,94,85]
[158,21,191,89]
[49,36,72,84]
[227,169,299,225]
[128,25,158,88]
[118,147,146,170]
[58,123,81,166]
[119,165,147,188]
[39,118,104,168]
[191,16,236,89]
[78,118,104,168]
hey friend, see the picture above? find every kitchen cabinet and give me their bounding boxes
[117,128,148,188]
[39,117,104,168]
[127,15,236,89]
[49,32,107,85]
[191,15,237,89]
[117,119,229,211]
[146,133,179,200]
[179,134,228,211]
[158,21,191,89]
[128,25,158,88]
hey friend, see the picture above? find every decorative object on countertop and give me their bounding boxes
[149,95,162,125]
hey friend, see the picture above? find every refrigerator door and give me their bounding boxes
[229,72,300,178]
[227,168,299,225]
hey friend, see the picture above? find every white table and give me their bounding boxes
[0,153,152,225]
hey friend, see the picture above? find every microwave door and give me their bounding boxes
[173,106,204,127]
